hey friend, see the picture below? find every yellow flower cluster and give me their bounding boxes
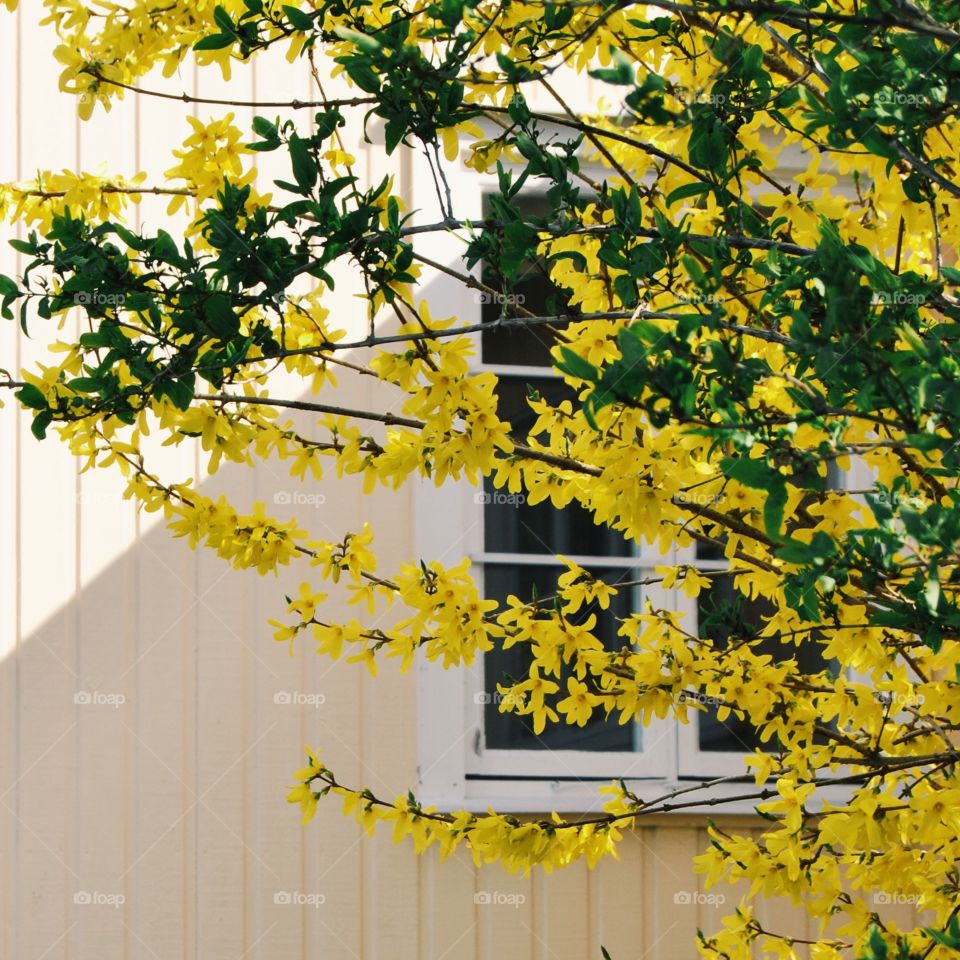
[288,748,633,873]
[0,171,150,233]
[164,114,260,216]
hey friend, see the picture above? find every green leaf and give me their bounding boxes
[68,376,105,393]
[194,32,234,50]
[785,576,820,620]
[288,134,318,193]
[212,5,234,32]
[30,409,53,440]
[763,480,788,539]
[775,538,814,564]
[867,926,888,960]
[589,47,634,85]
[78,330,113,348]
[556,347,598,383]
[282,4,314,30]
[314,109,344,140]
[666,181,711,207]
[152,230,187,269]
[15,383,46,410]
[721,455,773,489]
[252,116,278,140]
[0,274,18,319]
[342,59,380,94]
[926,927,956,948]
[583,396,600,430]
[109,223,147,251]
[160,376,195,411]
[688,111,727,171]
[202,294,239,339]
[384,119,406,155]
[333,26,382,53]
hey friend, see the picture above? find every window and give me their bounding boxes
[413,171,857,813]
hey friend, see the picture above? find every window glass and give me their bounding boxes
[695,550,837,752]
[695,574,777,752]
[480,193,570,366]
[483,376,632,557]
[482,563,639,752]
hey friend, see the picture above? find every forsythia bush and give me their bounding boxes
[3,1,960,958]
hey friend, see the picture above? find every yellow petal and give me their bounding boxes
[441,127,459,162]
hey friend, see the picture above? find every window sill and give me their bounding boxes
[419,775,854,818]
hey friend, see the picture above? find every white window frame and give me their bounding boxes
[408,126,864,814]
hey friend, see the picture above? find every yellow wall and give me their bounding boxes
[0,6,921,959]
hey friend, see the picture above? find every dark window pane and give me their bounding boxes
[480,268,568,366]
[480,193,571,366]
[484,376,632,556]
[483,564,638,752]
[695,576,833,751]
[694,536,727,563]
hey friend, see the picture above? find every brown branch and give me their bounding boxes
[83,69,377,111]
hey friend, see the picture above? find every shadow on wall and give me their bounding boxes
[2,355,439,959]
